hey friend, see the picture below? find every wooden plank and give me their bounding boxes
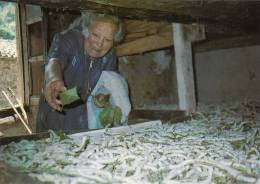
[128,109,186,123]
[116,30,172,56]
[0,132,49,145]
[125,20,168,33]
[15,4,25,106]
[0,121,161,144]
[28,22,43,57]
[205,23,260,40]
[123,20,169,42]
[0,0,200,23]
[71,120,162,139]
[117,22,205,56]
[123,32,147,42]
[194,34,260,53]
[20,3,31,106]
[30,61,44,96]
[173,23,196,114]
[124,21,171,41]
[3,0,260,29]
[26,16,42,25]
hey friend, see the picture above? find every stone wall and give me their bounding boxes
[0,57,18,108]
[118,49,178,110]
[195,45,260,103]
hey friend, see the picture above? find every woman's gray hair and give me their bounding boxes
[77,11,125,44]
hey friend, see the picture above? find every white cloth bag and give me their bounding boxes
[87,71,131,129]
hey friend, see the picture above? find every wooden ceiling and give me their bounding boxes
[5,0,260,29]
[5,0,260,54]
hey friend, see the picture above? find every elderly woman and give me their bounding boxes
[36,12,124,132]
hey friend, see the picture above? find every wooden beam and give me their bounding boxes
[205,24,260,40]
[123,20,170,42]
[15,4,26,106]
[117,23,205,56]
[194,34,260,53]
[116,29,172,56]
[173,23,196,114]
[125,20,168,33]
[19,4,31,106]
[128,109,186,123]
[3,0,260,28]
[2,0,198,23]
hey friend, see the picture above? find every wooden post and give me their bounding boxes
[15,3,25,106]
[20,3,31,106]
[173,23,196,114]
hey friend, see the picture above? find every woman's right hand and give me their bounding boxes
[44,80,66,111]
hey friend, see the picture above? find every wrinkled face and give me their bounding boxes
[85,21,117,58]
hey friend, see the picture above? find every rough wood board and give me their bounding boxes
[71,120,162,140]
[117,31,173,56]
[20,4,31,106]
[129,109,186,122]
[15,4,25,106]
[4,0,260,28]
[194,34,260,53]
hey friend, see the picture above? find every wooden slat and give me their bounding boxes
[30,61,44,96]
[124,32,147,42]
[0,132,49,145]
[125,20,168,33]
[0,0,200,23]
[117,22,205,56]
[20,3,31,106]
[194,34,260,53]
[129,109,186,123]
[117,30,172,56]
[15,4,25,106]
[26,16,42,25]
[28,22,43,57]
[123,20,171,42]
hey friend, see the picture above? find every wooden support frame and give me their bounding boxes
[173,23,196,114]
[19,3,31,106]
[15,3,26,105]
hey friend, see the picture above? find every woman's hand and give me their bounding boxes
[44,80,66,111]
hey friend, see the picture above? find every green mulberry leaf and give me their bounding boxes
[113,106,122,125]
[99,106,122,127]
[59,87,80,106]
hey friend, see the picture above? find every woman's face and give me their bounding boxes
[85,21,117,58]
